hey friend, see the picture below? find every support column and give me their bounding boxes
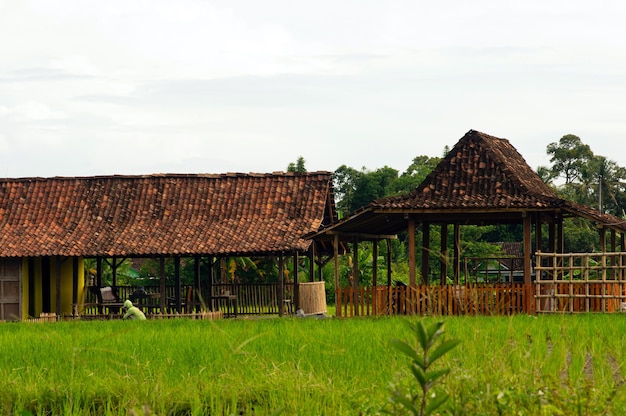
[386,238,392,287]
[334,234,340,317]
[293,252,299,311]
[372,240,379,287]
[421,222,430,285]
[440,223,448,285]
[408,217,416,287]
[523,215,532,285]
[278,253,285,317]
[159,257,166,313]
[174,256,181,313]
[453,224,461,284]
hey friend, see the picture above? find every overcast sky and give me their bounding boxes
[1,0,625,178]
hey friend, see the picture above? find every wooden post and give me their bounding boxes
[453,224,461,284]
[96,257,103,287]
[278,253,285,316]
[112,256,118,287]
[372,240,378,287]
[159,257,166,313]
[408,217,416,286]
[535,215,542,253]
[309,245,315,282]
[55,256,62,316]
[352,238,359,316]
[421,222,430,285]
[387,238,393,316]
[523,215,532,313]
[440,223,448,285]
[334,234,340,317]
[72,257,79,306]
[174,256,181,313]
[28,258,36,318]
[293,252,299,312]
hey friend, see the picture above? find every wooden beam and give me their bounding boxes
[322,231,397,241]
[278,253,285,317]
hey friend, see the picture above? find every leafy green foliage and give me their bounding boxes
[387,320,460,416]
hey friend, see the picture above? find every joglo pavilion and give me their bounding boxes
[1,130,626,321]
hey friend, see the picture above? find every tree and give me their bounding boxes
[388,155,441,195]
[545,134,593,184]
[287,156,307,173]
[333,165,363,217]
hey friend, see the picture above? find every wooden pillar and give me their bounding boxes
[372,240,379,287]
[440,223,448,285]
[72,257,79,306]
[42,257,51,313]
[111,256,118,287]
[556,215,564,253]
[28,258,36,318]
[293,252,299,311]
[309,245,315,282]
[421,222,430,285]
[523,215,532,285]
[453,224,461,284]
[278,253,285,317]
[600,227,607,253]
[159,257,166,313]
[96,257,103,287]
[194,255,201,305]
[386,238,392,287]
[408,217,416,286]
[174,256,181,313]
[535,215,543,253]
[334,235,340,317]
[55,256,62,316]
[352,238,359,291]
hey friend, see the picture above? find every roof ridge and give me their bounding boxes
[0,171,334,182]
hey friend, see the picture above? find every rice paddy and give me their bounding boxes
[2,314,626,415]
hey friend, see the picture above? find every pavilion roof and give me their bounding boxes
[311,130,626,240]
[0,171,337,258]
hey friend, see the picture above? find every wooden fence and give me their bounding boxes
[336,284,532,317]
[81,283,291,317]
[535,252,626,313]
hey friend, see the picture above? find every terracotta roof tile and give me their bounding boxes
[374,130,561,210]
[0,172,336,257]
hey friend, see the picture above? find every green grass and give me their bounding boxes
[2,314,626,415]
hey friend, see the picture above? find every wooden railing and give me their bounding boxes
[535,252,626,313]
[81,283,292,316]
[336,284,532,317]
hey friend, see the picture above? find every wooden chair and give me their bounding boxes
[95,286,123,314]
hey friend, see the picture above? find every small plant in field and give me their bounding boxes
[386,320,460,416]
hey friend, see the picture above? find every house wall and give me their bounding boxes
[21,257,85,319]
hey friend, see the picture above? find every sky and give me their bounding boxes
[1,0,626,179]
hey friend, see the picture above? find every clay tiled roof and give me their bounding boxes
[0,172,336,258]
[374,130,561,210]
[311,130,626,239]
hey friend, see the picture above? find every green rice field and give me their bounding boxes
[2,314,626,415]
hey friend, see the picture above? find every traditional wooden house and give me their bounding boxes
[311,130,626,316]
[0,172,337,321]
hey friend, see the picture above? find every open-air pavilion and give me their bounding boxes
[310,130,626,316]
[0,171,337,321]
